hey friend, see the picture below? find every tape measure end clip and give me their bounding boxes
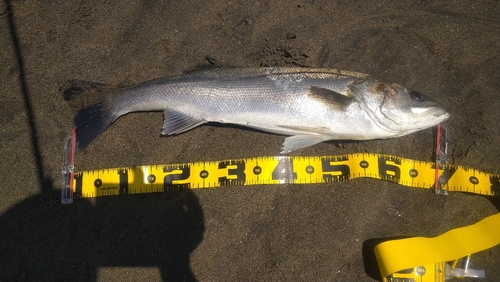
[61,129,76,204]
[434,123,450,196]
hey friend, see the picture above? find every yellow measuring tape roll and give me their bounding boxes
[72,153,499,198]
[376,213,500,280]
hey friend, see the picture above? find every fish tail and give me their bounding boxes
[74,102,117,150]
[63,79,119,150]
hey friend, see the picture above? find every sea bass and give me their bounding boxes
[72,67,450,153]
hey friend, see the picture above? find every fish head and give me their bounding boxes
[349,78,450,136]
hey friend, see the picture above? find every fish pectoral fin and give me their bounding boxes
[281,135,326,154]
[308,86,354,110]
[161,110,206,135]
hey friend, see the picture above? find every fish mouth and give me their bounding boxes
[378,105,450,136]
[415,106,450,121]
[407,105,450,130]
[411,106,432,115]
[411,105,449,118]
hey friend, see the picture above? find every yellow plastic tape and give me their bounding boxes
[72,153,500,198]
[375,213,500,279]
[71,152,500,281]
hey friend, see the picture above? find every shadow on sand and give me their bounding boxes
[1,3,205,280]
[0,190,204,281]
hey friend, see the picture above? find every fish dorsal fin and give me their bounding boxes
[161,110,206,135]
[181,65,243,78]
[183,65,222,75]
[308,86,354,110]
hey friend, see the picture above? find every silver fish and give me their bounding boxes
[72,67,450,153]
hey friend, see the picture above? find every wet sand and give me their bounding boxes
[1,1,500,281]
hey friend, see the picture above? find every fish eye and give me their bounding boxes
[410,91,424,102]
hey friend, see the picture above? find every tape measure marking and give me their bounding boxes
[72,153,500,199]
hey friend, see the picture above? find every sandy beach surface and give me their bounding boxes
[1,1,499,281]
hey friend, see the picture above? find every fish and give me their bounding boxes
[70,67,450,153]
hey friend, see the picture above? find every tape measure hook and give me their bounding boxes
[435,123,451,195]
[61,129,76,204]
[446,255,485,279]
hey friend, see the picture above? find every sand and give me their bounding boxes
[1,0,499,281]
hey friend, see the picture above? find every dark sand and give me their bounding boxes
[1,1,500,281]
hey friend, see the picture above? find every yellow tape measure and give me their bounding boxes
[71,153,500,199]
[61,124,500,281]
[378,213,500,281]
